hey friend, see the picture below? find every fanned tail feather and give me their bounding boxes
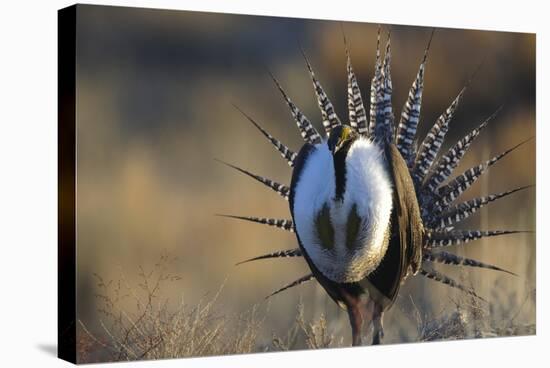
[426,229,526,248]
[217,214,294,232]
[301,48,342,134]
[434,137,533,209]
[413,88,466,184]
[269,72,322,145]
[215,159,290,200]
[233,105,297,167]
[396,29,434,167]
[433,185,533,228]
[423,250,516,275]
[265,274,315,299]
[369,27,383,137]
[420,268,486,302]
[236,248,302,265]
[344,36,368,135]
[423,107,501,193]
[379,33,394,143]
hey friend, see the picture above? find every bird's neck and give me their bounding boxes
[333,140,354,201]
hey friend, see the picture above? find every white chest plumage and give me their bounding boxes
[292,138,394,283]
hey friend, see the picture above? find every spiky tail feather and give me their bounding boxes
[344,37,368,135]
[266,274,315,299]
[432,185,533,229]
[433,137,533,210]
[369,27,383,136]
[233,105,297,167]
[301,48,342,134]
[423,250,516,275]
[420,268,486,302]
[269,72,322,145]
[216,159,290,200]
[423,107,501,193]
[396,29,434,167]
[371,33,394,143]
[413,88,465,184]
[236,248,302,265]
[425,229,527,248]
[216,214,294,232]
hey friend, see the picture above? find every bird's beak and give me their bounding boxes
[329,127,350,155]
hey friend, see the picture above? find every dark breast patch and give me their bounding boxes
[345,204,362,250]
[315,204,335,250]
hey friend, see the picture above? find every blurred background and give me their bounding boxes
[74,4,535,361]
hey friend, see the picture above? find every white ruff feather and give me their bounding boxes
[293,137,393,283]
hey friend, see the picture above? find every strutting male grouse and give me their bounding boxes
[218,27,533,346]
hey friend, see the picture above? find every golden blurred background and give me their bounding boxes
[74,4,535,356]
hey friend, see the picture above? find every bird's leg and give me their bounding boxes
[347,299,374,346]
[347,305,363,346]
[371,303,385,345]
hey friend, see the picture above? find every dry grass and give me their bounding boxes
[77,253,535,363]
[77,252,264,363]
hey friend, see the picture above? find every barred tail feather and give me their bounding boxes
[413,88,465,184]
[435,137,533,208]
[216,214,294,232]
[423,107,501,193]
[344,38,368,135]
[433,185,533,228]
[233,105,297,167]
[396,29,434,166]
[423,250,516,275]
[373,33,394,143]
[301,48,342,134]
[369,26,383,136]
[266,274,315,300]
[420,268,486,302]
[215,159,290,200]
[426,229,526,248]
[236,248,302,265]
[269,72,322,145]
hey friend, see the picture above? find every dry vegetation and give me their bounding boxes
[77,253,535,363]
[77,252,343,363]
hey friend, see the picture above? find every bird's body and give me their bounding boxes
[291,136,393,284]
[289,128,423,344]
[219,27,532,346]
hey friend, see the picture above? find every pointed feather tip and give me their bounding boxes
[231,102,257,125]
[298,44,315,76]
[215,213,235,219]
[507,184,535,195]
[462,58,486,90]
[235,258,253,266]
[490,136,535,163]
[213,157,232,168]
[340,22,349,52]
[500,268,519,277]
[213,158,252,176]
[480,104,504,128]
[375,25,382,59]
[422,28,436,62]
[215,213,251,222]
[264,68,287,97]
[232,103,272,136]
[517,135,535,147]
[214,158,252,178]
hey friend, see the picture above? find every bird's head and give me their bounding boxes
[327,125,358,155]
